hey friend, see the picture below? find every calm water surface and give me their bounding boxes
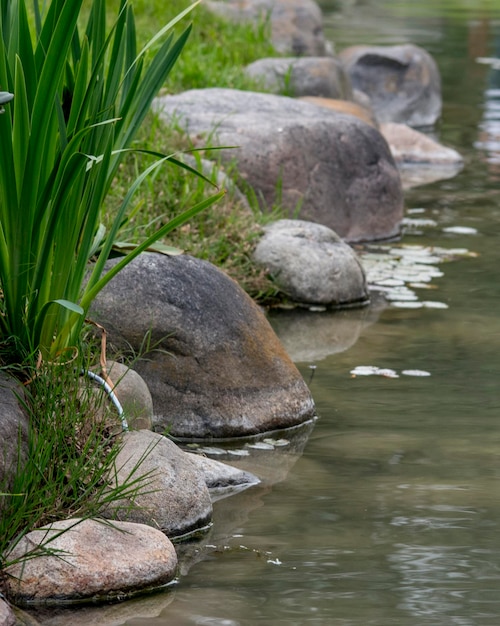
[38,2,500,625]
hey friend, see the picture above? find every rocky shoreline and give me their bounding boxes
[0,0,466,623]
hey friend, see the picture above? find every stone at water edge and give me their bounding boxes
[102,430,213,537]
[91,253,315,439]
[380,122,463,165]
[253,219,369,307]
[186,452,260,502]
[4,518,178,605]
[339,44,442,127]
[154,88,404,243]
[379,122,464,189]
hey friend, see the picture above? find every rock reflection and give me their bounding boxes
[27,589,176,626]
[176,419,316,577]
[268,305,384,363]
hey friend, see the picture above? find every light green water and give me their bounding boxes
[34,2,500,625]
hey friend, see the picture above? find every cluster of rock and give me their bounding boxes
[152,0,463,309]
[0,251,316,616]
[0,0,466,621]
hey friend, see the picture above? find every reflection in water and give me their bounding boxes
[390,544,472,616]
[475,87,500,165]
[269,304,383,363]
[474,23,500,172]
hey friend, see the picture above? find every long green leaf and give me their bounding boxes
[0,0,221,363]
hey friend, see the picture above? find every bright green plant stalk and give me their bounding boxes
[0,0,223,365]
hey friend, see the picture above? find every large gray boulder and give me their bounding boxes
[4,518,177,605]
[206,0,329,56]
[154,88,403,242]
[91,253,315,439]
[245,57,352,99]
[253,219,369,307]
[0,374,29,495]
[339,44,442,127]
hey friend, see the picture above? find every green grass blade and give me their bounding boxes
[12,56,30,202]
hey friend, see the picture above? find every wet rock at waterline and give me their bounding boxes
[253,219,369,307]
[92,254,315,439]
[102,430,212,537]
[380,123,463,166]
[186,452,260,502]
[380,122,464,189]
[4,518,178,606]
[205,0,329,56]
[154,89,403,242]
[0,374,29,496]
[339,44,442,127]
[245,56,352,99]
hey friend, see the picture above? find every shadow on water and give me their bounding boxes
[31,2,500,625]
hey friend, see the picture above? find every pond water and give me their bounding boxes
[34,2,500,625]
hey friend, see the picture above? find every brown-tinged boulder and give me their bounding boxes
[154,88,403,242]
[91,253,315,439]
[245,57,352,99]
[380,122,464,189]
[380,122,463,165]
[205,0,329,56]
[103,430,212,536]
[0,373,29,495]
[4,518,177,606]
[299,95,378,127]
[339,44,442,127]
[253,219,369,307]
